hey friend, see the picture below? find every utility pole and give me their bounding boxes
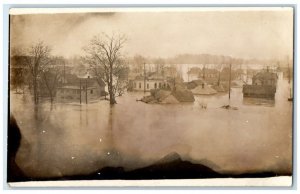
[228,63,232,99]
[63,61,66,84]
[79,79,82,104]
[144,63,146,95]
[85,78,88,104]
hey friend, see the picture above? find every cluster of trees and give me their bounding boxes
[128,53,288,68]
[129,55,166,76]
[11,43,62,104]
[11,33,129,105]
[128,54,243,67]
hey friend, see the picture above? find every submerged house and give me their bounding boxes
[199,68,219,80]
[243,70,278,98]
[56,72,105,103]
[185,79,217,95]
[141,88,195,104]
[198,68,220,85]
[128,72,167,92]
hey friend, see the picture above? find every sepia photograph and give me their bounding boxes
[7,7,294,187]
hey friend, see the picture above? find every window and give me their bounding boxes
[154,83,157,89]
[139,82,141,89]
[147,83,149,89]
[90,89,93,94]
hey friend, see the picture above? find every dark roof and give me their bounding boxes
[253,71,278,81]
[63,73,105,87]
[10,55,30,68]
[148,72,164,80]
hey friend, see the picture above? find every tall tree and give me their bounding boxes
[40,56,63,103]
[25,41,51,104]
[84,33,127,105]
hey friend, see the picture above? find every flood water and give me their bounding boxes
[10,74,293,178]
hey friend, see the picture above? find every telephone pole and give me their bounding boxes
[85,79,88,104]
[63,61,66,84]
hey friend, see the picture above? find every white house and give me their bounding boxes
[129,72,167,92]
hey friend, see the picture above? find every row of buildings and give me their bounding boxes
[11,54,280,103]
[128,65,279,103]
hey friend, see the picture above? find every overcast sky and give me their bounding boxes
[10,8,293,60]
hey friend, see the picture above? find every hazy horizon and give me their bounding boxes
[10,8,293,61]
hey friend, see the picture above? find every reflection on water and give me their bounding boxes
[10,76,293,178]
[243,98,275,107]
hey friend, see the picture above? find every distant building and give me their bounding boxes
[10,55,29,92]
[243,70,278,98]
[199,68,219,79]
[198,68,220,84]
[141,88,195,104]
[252,71,278,86]
[56,72,105,103]
[129,72,167,92]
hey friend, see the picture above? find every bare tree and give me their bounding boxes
[40,57,63,103]
[84,33,127,105]
[24,41,51,104]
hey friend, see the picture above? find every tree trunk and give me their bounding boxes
[33,77,38,104]
[109,63,116,105]
[50,91,53,104]
[109,91,116,104]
